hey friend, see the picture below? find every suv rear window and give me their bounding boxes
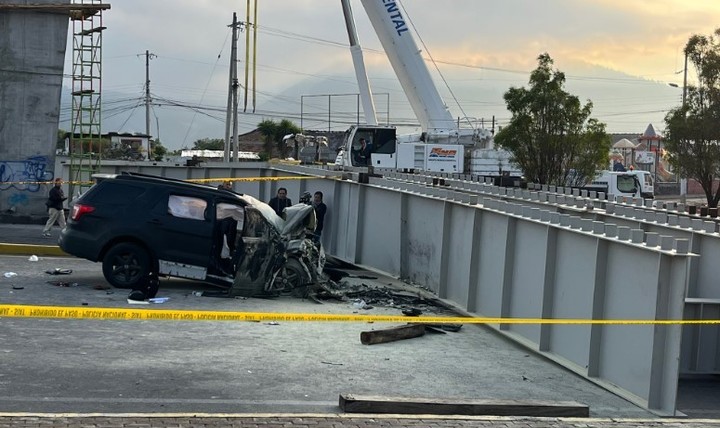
[87,182,146,204]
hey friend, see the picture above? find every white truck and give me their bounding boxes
[335,0,520,177]
[582,170,654,200]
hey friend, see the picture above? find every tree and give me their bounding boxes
[257,119,301,159]
[494,53,611,186]
[151,139,168,161]
[192,138,225,150]
[664,28,720,207]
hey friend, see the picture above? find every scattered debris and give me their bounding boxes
[148,297,170,304]
[45,268,73,275]
[421,323,462,333]
[3,272,17,278]
[28,255,39,262]
[266,321,280,325]
[191,291,203,297]
[47,281,77,287]
[314,281,452,315]
[11,285,24,290]
[127,299,149,305]
[321,361,344,366]
[127,290,147,301]
[360,324,426,345]
[93,284,112,290]
[402,308,422,317]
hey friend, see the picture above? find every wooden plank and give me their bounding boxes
[360,324,425,345]
[339,394,589,417]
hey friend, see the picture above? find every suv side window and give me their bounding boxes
[87,182,146,204]
[168,195,208,220]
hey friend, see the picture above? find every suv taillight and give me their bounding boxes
[71,204,95,221]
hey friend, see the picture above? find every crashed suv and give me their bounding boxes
[59,172,324,297]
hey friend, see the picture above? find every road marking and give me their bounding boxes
[1,304,719,325]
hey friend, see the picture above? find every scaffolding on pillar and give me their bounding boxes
[69,0,107,199]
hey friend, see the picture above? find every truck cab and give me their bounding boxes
[585,170,654,200]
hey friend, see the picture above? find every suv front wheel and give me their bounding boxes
[102,242,152,289]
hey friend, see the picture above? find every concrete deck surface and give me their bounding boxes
[0,222,718,427]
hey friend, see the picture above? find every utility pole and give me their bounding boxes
[144,50,156,160]
[682,49,688,109]
[224,13,240,162]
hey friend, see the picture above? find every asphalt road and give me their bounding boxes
[0,254,660,418]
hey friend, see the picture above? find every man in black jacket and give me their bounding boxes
[268,187,292,217]
[42,178,67,237]
[311,191,327,245]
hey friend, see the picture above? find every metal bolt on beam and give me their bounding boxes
[617,226,631,240]
[605,203,616,214]
[659,236,674,251]
[674,238,690,254]
[631,229,645,244]
[550,212,561,224]
[703,221,716,233]
[604,224,618,237]
[645,232,660,247]
[667,215,678,226]
[559,214,571,227]
[592,221,605,234]
[581,218,593,231]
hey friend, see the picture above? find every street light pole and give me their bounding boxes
[682,50,688,109]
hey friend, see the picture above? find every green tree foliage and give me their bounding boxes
[664,28,720,207]
[151,139,168,161]
[494,53,611,186]
[192,138,225,150]
[257,119,301,159]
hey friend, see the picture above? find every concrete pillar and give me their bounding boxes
[0,2,70,215]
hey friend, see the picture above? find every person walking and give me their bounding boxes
[311,191,327,245]
[268,187,292,217]
[42,178,67,237]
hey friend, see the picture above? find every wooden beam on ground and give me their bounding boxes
[360,324,425,345]
[339,394,590,417]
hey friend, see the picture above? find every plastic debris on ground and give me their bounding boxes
[28,255,39,262]
[3,272,18,278]
[45,268,73,275]
[148,297,170,304]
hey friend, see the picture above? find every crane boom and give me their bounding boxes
[340,0,378,125]
[360,0,455,134]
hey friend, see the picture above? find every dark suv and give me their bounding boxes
[59,172,324,297]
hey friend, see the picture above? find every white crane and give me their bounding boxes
[337,0,519,177]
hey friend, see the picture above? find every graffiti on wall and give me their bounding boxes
[0,156,54,191]
[0,156,54,209]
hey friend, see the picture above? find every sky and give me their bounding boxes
[59,0,720,151]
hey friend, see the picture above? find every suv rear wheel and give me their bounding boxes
[102,243,152,289]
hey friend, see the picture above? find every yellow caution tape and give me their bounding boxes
[3,176,322,186]
[1,304,719,325]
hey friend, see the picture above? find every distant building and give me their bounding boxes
[180,150,260,161]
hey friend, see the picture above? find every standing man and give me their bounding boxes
[312,191,327,245]
[42,178,67,237]
[268,187,292,217]
[355,138,371,166]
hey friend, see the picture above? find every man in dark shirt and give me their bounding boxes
[42,178,67,237]
[268,187,292,217]
[312,191,327,245]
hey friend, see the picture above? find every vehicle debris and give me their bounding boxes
[47,281,77,287]
[314,280,452,315]
[45,268,73,275]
